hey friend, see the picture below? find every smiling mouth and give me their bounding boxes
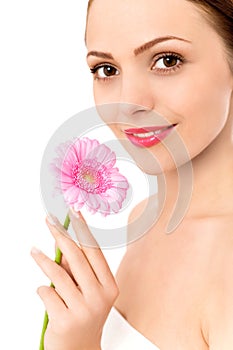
[123,124,177,147]
[124,124,177,136]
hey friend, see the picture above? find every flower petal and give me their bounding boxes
[63,143,79,167]
[63,185,80,204]
[79,138,100,160]
[60,172,74,184]
[79,188,89,202]
[97,195,111,215]
[73,201,85,211]
[86,193,101,212]
[51,137,129,216]
[109,198,121,213]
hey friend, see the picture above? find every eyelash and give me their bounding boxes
[90,65,119,83]
[152,52,184,74]
[90,52,185,82]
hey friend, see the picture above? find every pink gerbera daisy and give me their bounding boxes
[51,137,129,216]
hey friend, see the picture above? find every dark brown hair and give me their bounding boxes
[86,0,233,69]
[187,0,233,69]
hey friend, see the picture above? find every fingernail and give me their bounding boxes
[31,246,41,255]
[46,214,71,238]
[69,208,97,247]
[69,207,81,220]
[47,213,60,226]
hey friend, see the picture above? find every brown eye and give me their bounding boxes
[163,56,179,67]
[102,66,118,77]
[90,65,120,79]
[152,53,183,72]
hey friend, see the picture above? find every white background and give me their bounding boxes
[0,1,154,349]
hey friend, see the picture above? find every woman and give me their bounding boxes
[32,0,233,349]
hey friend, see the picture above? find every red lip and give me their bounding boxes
[124,124,177,148]
[124,125,173,134]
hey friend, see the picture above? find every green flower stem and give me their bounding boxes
[39,214,71,350]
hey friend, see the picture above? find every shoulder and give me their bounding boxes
[115,194,158,291]
[115,194,157,277]
[114,195,157,314]
[201,216,233,348]
[128,194,157,224]
[127,193,159,243]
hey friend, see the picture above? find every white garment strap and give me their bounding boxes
[101,307,161,350]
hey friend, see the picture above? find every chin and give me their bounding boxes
[117,138,188,176]
[115,126,195,175]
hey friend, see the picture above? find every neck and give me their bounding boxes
[157,110,233,230]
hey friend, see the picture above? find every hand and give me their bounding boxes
[31,210,119,350]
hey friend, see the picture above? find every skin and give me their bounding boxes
[32,211,119,350]
[33,0,233,349]
[86,0,233,220]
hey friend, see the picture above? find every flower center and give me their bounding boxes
[83,173,95,184]
[72,159,112,194]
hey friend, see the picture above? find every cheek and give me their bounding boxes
[93,81,120,106]
[157,70,232,158]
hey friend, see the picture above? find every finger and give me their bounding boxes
[54,242,73,278]
[48,214,71,238]
[46,219,101,295]
[49,215,83,279]
[49,215,74,275]
[31,247,82,309]
[68,209,117,288]
[37,285,66,320]
[50,215,79,284]
[69,209,99,248]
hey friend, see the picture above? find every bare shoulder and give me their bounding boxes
[114,194,158,312]
[128,193,158,224]
[201,215,233,349]
[116,194,157,267]
[126,192,159,244]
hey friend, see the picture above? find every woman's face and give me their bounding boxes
[86,0,233,174]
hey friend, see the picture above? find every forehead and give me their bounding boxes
[86,0,204,50]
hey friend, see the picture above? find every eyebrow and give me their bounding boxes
[86,51,113,59]
[134,35,191,56]
[87,35,191,59]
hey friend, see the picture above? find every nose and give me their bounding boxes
[118,74,155,117]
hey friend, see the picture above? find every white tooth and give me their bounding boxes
[132,127,170,138]
[133,132,155,138]
[154,127,170,135]
[154,129,163,135]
